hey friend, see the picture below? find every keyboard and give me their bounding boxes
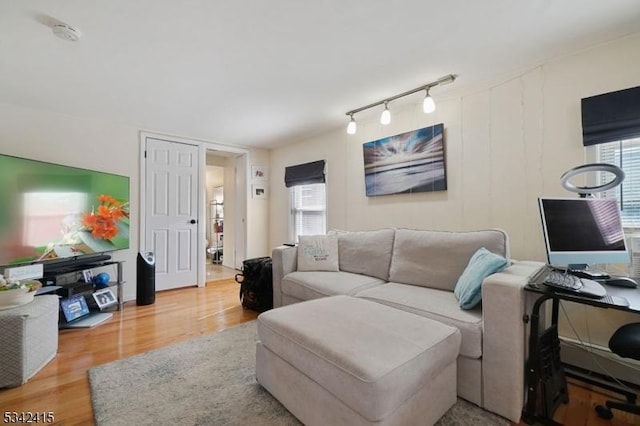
[543,270,583,291]
[536,268,607,298]
[529,267,628,304]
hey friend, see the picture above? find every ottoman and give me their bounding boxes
[0,295,59,388]
[256,295,461,426]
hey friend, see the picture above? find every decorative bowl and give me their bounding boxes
[0,281,42,310]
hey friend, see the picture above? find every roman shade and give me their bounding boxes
[582,86,640,146]
[284,160,326,188]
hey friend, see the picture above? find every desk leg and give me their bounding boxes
[523,296,568,425]
[523,296,546,424]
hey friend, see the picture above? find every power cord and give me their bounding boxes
[559,300,640,394]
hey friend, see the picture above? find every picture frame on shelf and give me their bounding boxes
[82,269,94,284]
[92,288,117,310]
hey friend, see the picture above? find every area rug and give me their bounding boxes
[89,321,509,426]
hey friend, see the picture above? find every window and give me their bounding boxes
[291,183,326,242]
[597,138,640,228]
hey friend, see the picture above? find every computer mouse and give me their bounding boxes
[605,276,638,288]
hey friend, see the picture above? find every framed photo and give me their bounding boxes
[92,288,117,310]
[252,184,267,199]
[363,123,447,196]
[82,269,94,284]
[251,165,268,181]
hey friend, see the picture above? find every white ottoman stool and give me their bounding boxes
[256,295,461,426]
[0,295,59,388]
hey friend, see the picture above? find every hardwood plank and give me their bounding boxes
[0,279,257,426]
[1,280,638,425]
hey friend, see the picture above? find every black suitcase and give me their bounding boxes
[235,256,273,312]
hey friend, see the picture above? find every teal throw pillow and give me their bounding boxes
[454,247,508,310]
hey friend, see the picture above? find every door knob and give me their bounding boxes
[189,219,197,224]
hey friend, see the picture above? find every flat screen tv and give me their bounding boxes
[538,197,629,267]
[0,153,130,268]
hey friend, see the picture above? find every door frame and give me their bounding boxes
[139,131,250,287]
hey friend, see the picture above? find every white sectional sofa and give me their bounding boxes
[271,228,545,423]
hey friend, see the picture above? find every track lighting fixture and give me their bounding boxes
[347,114,357,135]
[345,74,456,135]
[380,102,391,125]
[423,89,436,114]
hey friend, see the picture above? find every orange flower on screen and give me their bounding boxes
[82,194,128,241]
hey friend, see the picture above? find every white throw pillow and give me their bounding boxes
[297,234,339,272]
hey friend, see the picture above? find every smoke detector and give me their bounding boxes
[52,24,82,42]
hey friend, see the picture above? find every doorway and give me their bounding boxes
[205,152,238,282]
[140,132,248,289]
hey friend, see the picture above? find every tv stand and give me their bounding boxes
[41,259,125,311]
[42,254,112,276]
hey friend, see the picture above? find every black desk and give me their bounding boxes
[522,280,640,425]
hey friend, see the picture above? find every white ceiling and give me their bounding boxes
[2,1,640,149]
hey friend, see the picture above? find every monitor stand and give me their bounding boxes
[60,312,112,329]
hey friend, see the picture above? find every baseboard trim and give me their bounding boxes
[559,338,640,387]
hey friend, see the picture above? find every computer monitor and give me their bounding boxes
[538,197,630,268]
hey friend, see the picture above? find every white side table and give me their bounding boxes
[0,295,59,388]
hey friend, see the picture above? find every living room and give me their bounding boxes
[2,2,640,425]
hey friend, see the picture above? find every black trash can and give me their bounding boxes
[136,251,156,305]
[235,256,272,312]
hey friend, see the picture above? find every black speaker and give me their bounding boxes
[136,251,156,305]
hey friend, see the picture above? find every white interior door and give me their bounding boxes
[234,155,247,269]
[145,138,199,290]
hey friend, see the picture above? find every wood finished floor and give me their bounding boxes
[0,279,638,425]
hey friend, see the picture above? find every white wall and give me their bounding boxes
[0,104,270,299]
[269,33,640,347]
[0,103,139,298]
[246,151,271,258]
[270,33,640,257]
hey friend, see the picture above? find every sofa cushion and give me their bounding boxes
[454,247,508,309]
[331,229,395,280]
[297,234,339,272]
[389,228,509,292]
[282,271,385,301]
[355,282,482,358]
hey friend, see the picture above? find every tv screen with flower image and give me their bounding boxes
[0,153,130,267]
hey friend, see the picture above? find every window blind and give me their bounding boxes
[284,160,326,188]
[582,86,640,146]
[598,138,640,228]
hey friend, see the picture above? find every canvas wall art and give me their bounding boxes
[363,123,447,196]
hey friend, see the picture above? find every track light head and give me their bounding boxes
[347,114,357,135]
[380,103,391,125]
[423,90,436,114]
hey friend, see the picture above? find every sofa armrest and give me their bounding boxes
[272,245,298,308]
[481,260,546,423]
